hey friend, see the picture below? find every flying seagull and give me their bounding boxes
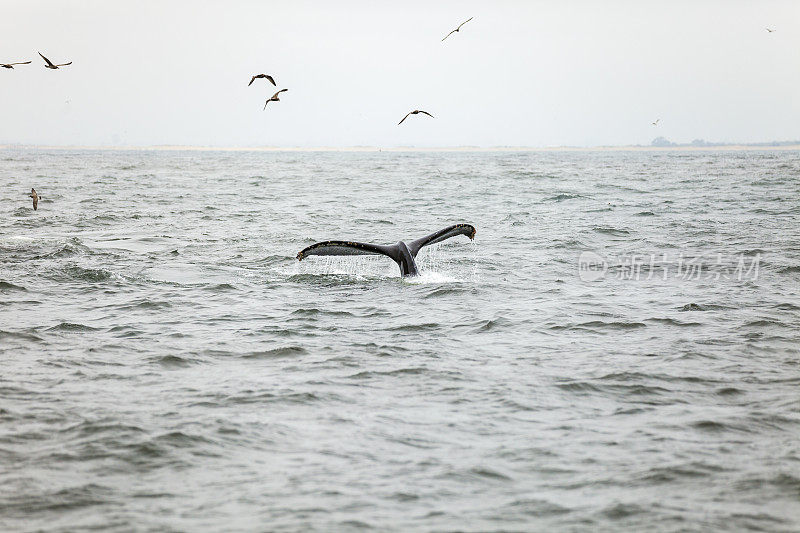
[1,61,31,69]
[264,88,288,109]
[766,28,775,33]
[398,110,434,125]
[651,119,660,126]
[38,52,71,69]
[248,74,276,87]
[28,188,41,210]
[442,17,473,41]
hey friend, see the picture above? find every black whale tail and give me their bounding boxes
[296,223,476,277]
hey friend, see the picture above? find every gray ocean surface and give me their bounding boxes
[1,149,799,532]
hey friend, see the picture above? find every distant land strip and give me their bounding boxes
[2,143,800,152]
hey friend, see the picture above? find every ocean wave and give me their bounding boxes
[387,322,441,332]
[223,390,324,406]
[592,226,631,236]
[550,320,647,331]
[0,329,44,342]
[47,322,99,332]
[149,354,198,368]
[347,367,452,379]
[2,149,799,532]
[0,483,113,515]
[545,193,584,202]
[203,282,238,291]
[646,317,703,327]
[61,265,115,282]
[422,286,473,298]
[0,281,26,291]
[241,346,307,358]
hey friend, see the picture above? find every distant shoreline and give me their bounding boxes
[2,144,800,152]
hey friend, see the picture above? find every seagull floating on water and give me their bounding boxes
[1,61,31,69]
[248,73,276,86]
[442,17,473,41]
[264,88,288,109]
[38,52,71,69]
[398,110,434,125]
[28,188,41,211]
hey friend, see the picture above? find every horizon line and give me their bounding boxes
[2,143,800,153]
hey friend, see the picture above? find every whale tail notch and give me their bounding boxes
[296,223,475,277]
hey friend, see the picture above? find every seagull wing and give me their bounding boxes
[38,52,55,67]
[398,112,412,125]
[265,75,276,86]
[248,75,257,86]
[442,29,457,41]
[457,17,473,30]
[11,61,32,65]
[419,110,434,118]
[55,62,72,67]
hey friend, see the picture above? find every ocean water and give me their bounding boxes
[1,148,798,532]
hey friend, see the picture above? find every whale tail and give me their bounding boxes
[406,223,476,256]
[296,223,475,277]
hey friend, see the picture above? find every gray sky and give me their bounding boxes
[1,0,798,147]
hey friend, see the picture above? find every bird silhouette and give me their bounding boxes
[28,188,41,210]
[1,61,31,69]
[249,74,276,86]
[442,17,473,41]
[398,110,434,125]
[264,89,288,109]
[651,119,660,126]
[766,28,775,33]
[38,52,71,69]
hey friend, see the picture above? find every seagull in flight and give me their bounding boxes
[651,119,660,126]
[264,88,288,109]
[442,17,473,41]
[398,110,434,125]
[766,27,775,33]
[1,60,31,69]
[38,52,71,69]
[248,74,276,87]
[28,188,41,210]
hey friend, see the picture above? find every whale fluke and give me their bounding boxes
[296,223,475,277]
[406,224,475,255]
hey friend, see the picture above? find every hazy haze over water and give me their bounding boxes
[1,0,799,147]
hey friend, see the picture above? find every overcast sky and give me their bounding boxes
[1,0,798,147]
